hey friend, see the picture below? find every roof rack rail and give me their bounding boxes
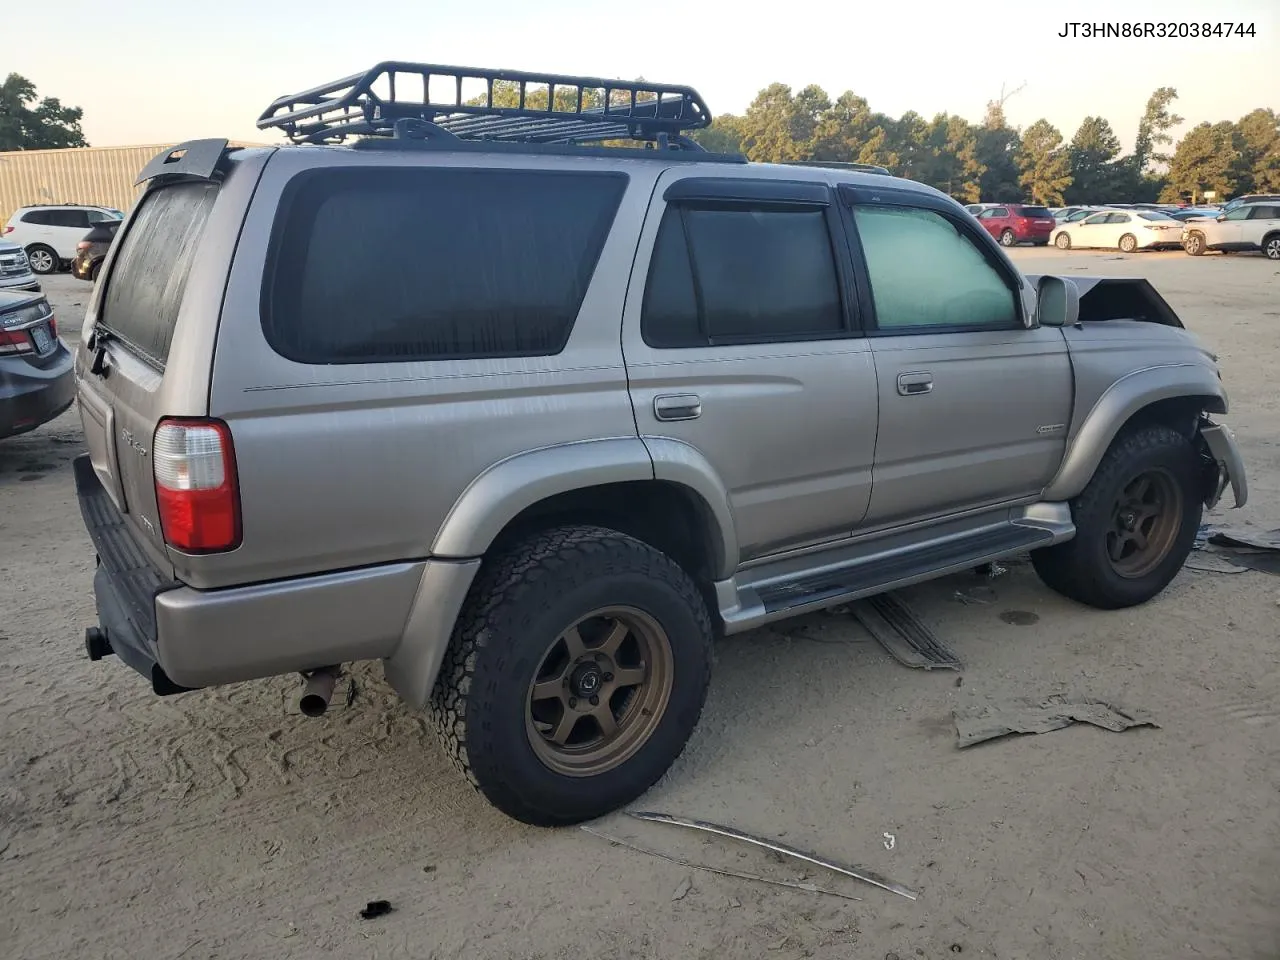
[781,160,892,176]
[257,61,714,149]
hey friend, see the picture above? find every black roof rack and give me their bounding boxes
[257,61,714,150]
[781,160,892,176]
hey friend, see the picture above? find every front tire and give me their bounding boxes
[1055,232,1072,250]
[430,525,714,826]
[26,245,58,275]
[999,229,1017,247]
[1032,425,1203,610]
[1184,231,1205,256]
[1119,233,1138,253]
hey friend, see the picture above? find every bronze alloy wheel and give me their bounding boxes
[526,606,674,777]
[1106,469,1183,579]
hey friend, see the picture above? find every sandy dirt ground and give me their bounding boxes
[2,252,1278,960]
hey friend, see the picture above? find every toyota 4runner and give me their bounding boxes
[73,62,1248,826]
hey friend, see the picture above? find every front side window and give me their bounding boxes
[264,168,627,363]
[1082,213,1110,225]
[641,204,845,348]
[852,205,1018,331]
[1224,207,1252,221]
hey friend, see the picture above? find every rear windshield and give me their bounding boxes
[1138,211,1175,221]
[98,181,218,367]
[1017,206,1053,218]
[263,167,627,364]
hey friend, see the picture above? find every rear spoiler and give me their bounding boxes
[1023,275,1184,329]
[135,139,231,185]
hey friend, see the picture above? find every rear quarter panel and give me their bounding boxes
[197,148,655,589]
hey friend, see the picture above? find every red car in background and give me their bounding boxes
[973,204,1057,247]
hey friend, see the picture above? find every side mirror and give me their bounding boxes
[1217,214,1227,221]
[1034,275,1079,329]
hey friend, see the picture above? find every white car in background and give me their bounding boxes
[2,204,125,275]
[1181,202,1280,259]
[1051,208,1184,252]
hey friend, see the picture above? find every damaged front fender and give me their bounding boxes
[1199,420,1248,510]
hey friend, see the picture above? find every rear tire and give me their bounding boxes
[1055,232,1072,250]
[999,229,1017,247]
[26,245,58,275]
[430,525,714,826]
[1119,233,1138,253]
[1263,233,1280,261]
[1032,425,1202,610]
[1184,231,1205,256]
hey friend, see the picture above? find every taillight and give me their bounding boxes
[0,329,33,355]
[2,226,13,234]
[152,418,241,552]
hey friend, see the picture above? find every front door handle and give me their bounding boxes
[654,394,702,421]
[897,372,934,396]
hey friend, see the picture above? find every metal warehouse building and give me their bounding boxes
[0,142,265,225]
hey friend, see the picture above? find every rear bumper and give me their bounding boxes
[0,344,75,438]
[73,454,478,696]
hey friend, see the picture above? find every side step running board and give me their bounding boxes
[733,522,1057,630]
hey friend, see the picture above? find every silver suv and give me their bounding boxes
[73,62,1248,826]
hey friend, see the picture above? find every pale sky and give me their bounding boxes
[7,0,1278,153]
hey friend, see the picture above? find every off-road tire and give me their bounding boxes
[999,229,1017,247]
[1055,232,1072,250]
[429,525,714,826]
[1031,425,1203,610]
[1184,231,1206,256]
[26,244,58,275]
[1263,232,1280,261]
[1119,233,1138,253]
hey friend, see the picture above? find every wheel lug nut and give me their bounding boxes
[589,695,600,706]
[568,697,577,708]
[603,672,613,682]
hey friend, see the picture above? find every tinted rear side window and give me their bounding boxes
[99,182,219,367]
[641,205,845,348]
[264,167,627,364]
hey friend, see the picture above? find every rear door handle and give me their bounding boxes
[897,372,933,396]
[654,394,702,421]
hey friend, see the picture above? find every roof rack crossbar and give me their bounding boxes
[257,61,713,147]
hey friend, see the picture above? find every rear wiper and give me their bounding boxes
[87,324,115,376]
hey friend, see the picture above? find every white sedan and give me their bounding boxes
[1051,209,1185,252]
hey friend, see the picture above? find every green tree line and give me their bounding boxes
[0,73,88,150]
[693,85,1280,205]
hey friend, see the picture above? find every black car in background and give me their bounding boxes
[0,288,75,439]
[71,219,122,282]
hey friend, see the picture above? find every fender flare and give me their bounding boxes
[1043,363,1228,502]
[430,437,738,577]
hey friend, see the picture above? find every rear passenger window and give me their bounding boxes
[99,182,219,367]
[264,168,627,364]
[641,205,845,348]
[852,205,1018,331]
